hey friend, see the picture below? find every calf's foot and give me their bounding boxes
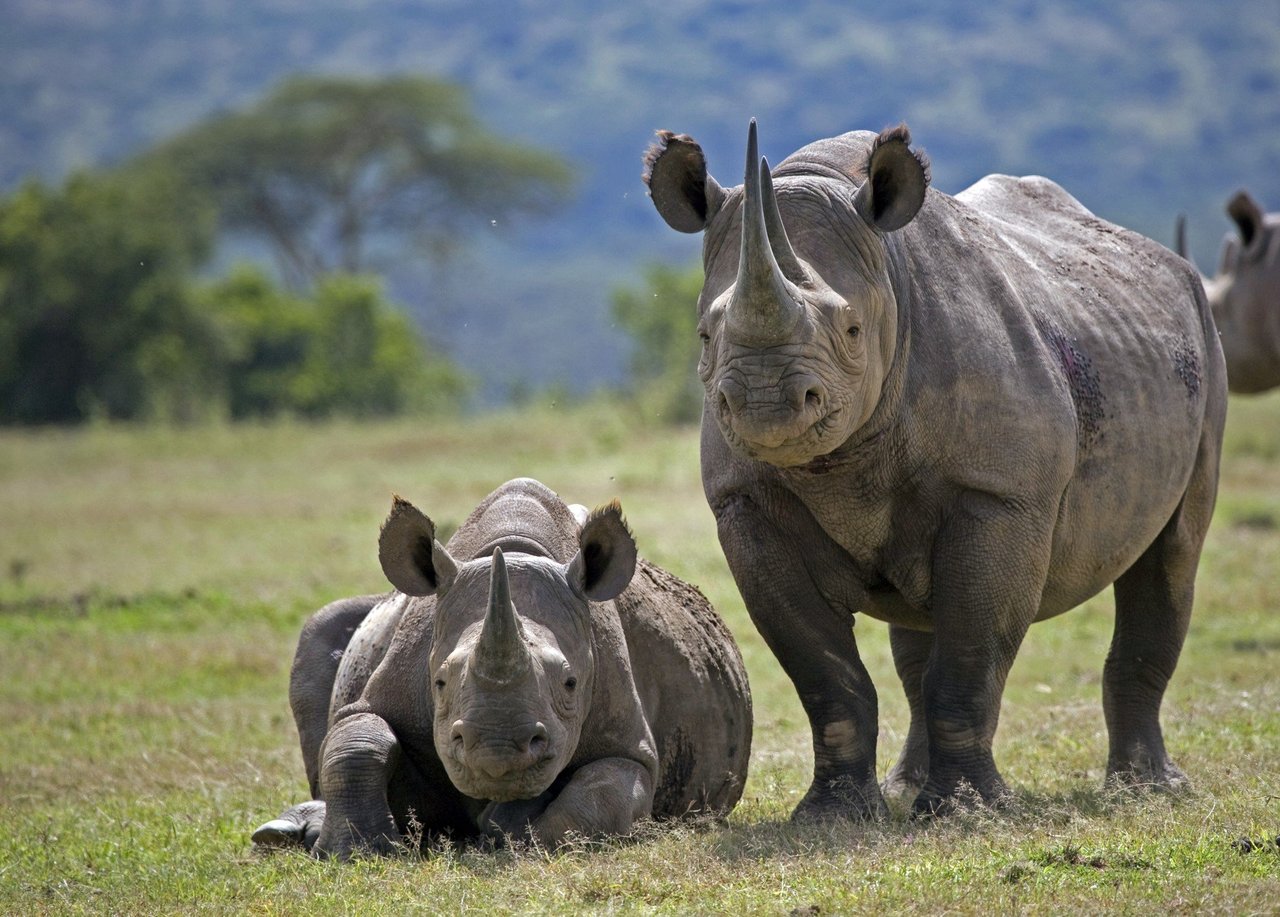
[252,800,326,851]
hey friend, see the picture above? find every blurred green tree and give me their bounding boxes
[0,169,222,423]
[199,266,470,420]
[611,262,704,424]
[139,75,575,289]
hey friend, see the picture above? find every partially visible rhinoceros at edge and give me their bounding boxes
[644,121,1225,819]
[1176,190,1280,393]
[253,478,751,858]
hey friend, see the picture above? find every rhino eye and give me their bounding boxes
[564,676,577,691]
[846,324,860,338]
[434,677,446,692]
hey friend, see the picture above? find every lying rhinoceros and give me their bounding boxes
[644,121,1225,819]
[253,478,751,858]
[1176,190,1280,393]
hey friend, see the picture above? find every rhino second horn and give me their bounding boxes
[730,119,803,346]
[471,548,532,681]
[761,158,808,285]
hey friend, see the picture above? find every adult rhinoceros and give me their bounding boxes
[644,121,1225,818]
[254,478,751,857]
[1176,190,1280,393]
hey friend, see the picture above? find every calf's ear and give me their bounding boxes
[644,130,725,233]
[379,495,459,596]
[853,123,931,233]
[567,500,637,602]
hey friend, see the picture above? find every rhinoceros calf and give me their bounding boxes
[1176,190,1280,393]
[644,121,1225,818]
[253,478,751,858]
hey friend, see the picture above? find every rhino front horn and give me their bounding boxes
[471,548,532,681]
[730,119,803,346]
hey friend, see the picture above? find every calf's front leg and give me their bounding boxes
[481,757,653,848]
[312,711,404,859]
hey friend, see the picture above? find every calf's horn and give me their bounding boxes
[470,548,531,681]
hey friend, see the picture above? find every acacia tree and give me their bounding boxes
[139,75,574,289]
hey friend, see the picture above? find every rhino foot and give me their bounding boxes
[881,765,927,803]
[791,775,887,823]
[1105,758,1191,794]
[910,775,1010,819]
[252,800,326,851]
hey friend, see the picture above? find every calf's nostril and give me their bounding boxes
[524,722,549,758]
[717,378,747,414]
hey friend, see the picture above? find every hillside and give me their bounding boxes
[3,0,1278,399]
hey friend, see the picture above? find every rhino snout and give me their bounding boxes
[716,370,829,448]
[450,718,551,777]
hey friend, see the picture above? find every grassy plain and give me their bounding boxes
[1,394,1278,915]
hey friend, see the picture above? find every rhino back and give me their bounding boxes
[613,559,752,818]
[445,477,581,563]
[329,592,413,720]
[757,174,1222,627]
[918,178,1219,612]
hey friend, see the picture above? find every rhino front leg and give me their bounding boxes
[883,625,932,801]
[313,712,404,859]
[914,496,1050,815]
[715,493,886,822]
[481,758,654,848]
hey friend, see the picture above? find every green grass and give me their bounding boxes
[2,394,1279,915]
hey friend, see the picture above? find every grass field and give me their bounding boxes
[1,394,1278,915]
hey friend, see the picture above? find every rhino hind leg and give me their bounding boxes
[252,800,327,852]
[882,625,932,801]
[289,595,385,797]
[1105,535,1197,791]
[1105,500,1211,789]
[1104,393,1220,793]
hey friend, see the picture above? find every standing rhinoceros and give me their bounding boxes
[643,121,1225,819]
[253,478,751,857]
[1176,190,1280,393]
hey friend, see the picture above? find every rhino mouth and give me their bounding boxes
[446,755,559,802]
[722,406,846,467]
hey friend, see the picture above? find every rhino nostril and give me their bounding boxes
[805,387,823,409]
[525,722,549,758]
[717,379,745,415]
[451,719,470,753]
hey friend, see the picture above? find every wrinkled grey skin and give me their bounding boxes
[645,121,1225,819]
[253,478,751,858]
[1176,191,1280,393]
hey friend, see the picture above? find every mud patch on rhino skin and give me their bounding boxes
[1171,336,1202,400]
[653,726,697,817]
[1036,316,1106,450]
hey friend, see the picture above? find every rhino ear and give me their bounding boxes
[567,500,637,602]
[644,130,725,233]
[1227,190,1265,253]
[378,495,458,597]
[853,123,931,233]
